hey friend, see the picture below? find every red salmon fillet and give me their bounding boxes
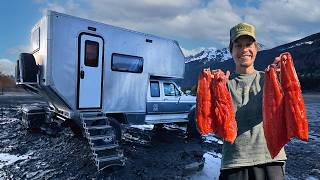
[196,69,214,135]
[280,53,308,141]
[263,65,288,158]
[211,70,237,144]
[263,52,308,158]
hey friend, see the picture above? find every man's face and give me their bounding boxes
[231,35,257,69]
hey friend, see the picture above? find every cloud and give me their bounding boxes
[39,0,320,50]
[41,0,84,16]
[6,45,31,56]
[87,0,242,47]
[39,0,241,48]
[239,0,320,47]
[0,59,15,76]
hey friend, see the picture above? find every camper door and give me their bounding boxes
[77,33,104,109]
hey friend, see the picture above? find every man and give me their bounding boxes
[219,23,287,180]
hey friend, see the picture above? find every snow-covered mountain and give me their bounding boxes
[177,32,320,91]
[185,47,232,64]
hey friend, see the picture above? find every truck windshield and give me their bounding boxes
[164,83,181,96]
[150,81,160,97]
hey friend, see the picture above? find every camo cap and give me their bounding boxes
[230,22,256,43]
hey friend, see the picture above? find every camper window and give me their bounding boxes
[31,28,40,52]
[111,53,143,73]
[150,81,160,97]
[85,40,99,67]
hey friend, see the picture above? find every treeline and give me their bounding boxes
[0,72,16,88]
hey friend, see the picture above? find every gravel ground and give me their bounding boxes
[0,91,319,180]
[0,97,219,179]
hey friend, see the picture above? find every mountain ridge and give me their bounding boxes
[178,32,320,91]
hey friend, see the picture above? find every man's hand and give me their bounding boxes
[211,69,230,80]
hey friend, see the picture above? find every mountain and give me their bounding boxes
[185,47,232,64]
[178,32,320,92]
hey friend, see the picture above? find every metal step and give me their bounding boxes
[82,116,108,121]
[96,155,125,171]
[81,114,125,171]
[84,124,112,130]
[86,134,114,141]
[92,144,119,151]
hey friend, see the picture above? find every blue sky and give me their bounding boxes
[1,0,320,75]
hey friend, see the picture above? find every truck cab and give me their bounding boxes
[146,78,196,125]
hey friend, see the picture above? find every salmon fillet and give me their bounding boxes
[196,69,237,143]
[263,65,288,158]
[280,53,308,141]
[263,52,308,158]
[210,70,237,144]
[196,68,214,135]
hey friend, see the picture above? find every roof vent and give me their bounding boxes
[146,39,153,43]
[88,26,96,31]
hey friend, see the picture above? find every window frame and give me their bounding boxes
[111,53,144,73]
[84,40,99,67]
[150,81,160,97]
[31,27,40,53]
[163,83,180,96]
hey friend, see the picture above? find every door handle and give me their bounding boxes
[80,70,85,79]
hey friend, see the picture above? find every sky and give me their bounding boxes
[1,0,320,75]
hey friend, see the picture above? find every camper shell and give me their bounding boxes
[16,11,198,170]
[23,10,185,121]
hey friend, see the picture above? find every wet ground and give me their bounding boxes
[0,91,319,180]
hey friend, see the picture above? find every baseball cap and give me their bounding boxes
[230,22,256,43]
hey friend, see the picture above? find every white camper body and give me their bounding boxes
[29,11,185,122]
[16,11,199,170]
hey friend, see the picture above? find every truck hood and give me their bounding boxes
[179,95,196,103]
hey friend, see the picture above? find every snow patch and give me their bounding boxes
[0,118,19,125]
[281,41,314,51]
[306,176,319,180]
[0,152,33,168]
[130,125,154,131]
[185,47,231,64]
[181,47,205,57]
[203,134,223,145]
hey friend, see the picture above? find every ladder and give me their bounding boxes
[80,113,125,171]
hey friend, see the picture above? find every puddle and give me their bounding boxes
[189,152,222,180]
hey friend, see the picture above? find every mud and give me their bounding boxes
[0,103,218,179]
[0,91,319,180]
